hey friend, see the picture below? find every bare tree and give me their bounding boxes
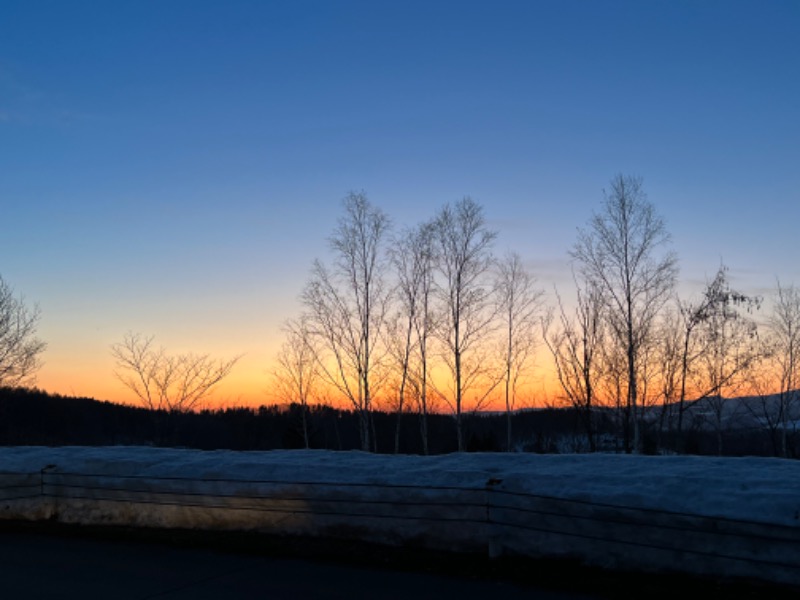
[433,197,498,451]
[571,174,678,453]
[746,368,793,457]
[542,275,605,452]
[301,192,391,451]
[671,265,755,448]
[692,283,761,456]
[271,317,319,449]
[597,335,630,452]
[636,323,669,452]
[111,332,240,413]
[495,252,544,451]
[387,220,436,454]
[764,280,800,457]
[650,306,685,450]
[0,275,46,387]
[410,222,437,455]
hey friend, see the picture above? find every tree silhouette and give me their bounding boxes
[301,192,391,451]
[433,197,498,452]
[571,175,678,453]
[111,332,240,413]
[0,275,46,388]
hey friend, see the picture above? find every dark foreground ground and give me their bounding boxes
[0,521,796,600]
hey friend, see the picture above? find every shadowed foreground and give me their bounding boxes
[0,522,796,600]
[0,522,599,600]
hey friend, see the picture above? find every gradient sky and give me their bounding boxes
[1,0,798,408]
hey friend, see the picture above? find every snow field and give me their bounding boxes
[0,447,799,588]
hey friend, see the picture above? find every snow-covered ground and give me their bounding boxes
[1,447,799,588]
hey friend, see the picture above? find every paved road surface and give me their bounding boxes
[0,526,604,600]
[0,524,794,599]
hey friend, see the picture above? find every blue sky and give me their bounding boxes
[1,0,798,405]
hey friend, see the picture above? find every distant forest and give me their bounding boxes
[0,387,793,458]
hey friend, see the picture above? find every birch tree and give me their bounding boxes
[388,220,436,454]
[571,174,678,453]
[495,252,544,451]
[543,276,605,452]
[433,197,498,452]
[672,265,754,448]
[693,297,761,455]
[301,192,391,451]
[272,317,318,449]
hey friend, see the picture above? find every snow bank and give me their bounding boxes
[1,447,799,587]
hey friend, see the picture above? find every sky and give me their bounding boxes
[3,446,799,590]
[1,1,798,408]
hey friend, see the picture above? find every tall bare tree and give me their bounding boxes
[0,275,46,388]
[272,317,319,449]
[672,265,755,447]
[111,332,240,413]
[410,221,438,455]
[543,275,605,452]
[301,192,391,451]
[433,197,498,451]
[691,277,761,455]
[495,252,544,451]
[650,306,686,450]
[387,220,436,454]
[764,280,800,457]
[571,174,678,453]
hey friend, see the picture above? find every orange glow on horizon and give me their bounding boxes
[34,346,783,416]
[35,362,563,414]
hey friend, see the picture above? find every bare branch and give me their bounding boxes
[570,174,678,453]
[301,192,391,451]
[111,332,240,413]
[433,196,497,451]
[0,276,46,388]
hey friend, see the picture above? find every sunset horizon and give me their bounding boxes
[2,1,798,433]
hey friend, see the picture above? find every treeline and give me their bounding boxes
[0,387,792,457]
[7,174,797,458]
[266,176,800,457]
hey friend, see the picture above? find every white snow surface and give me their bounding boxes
[3,447,800,587]
[1,446,799,527]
